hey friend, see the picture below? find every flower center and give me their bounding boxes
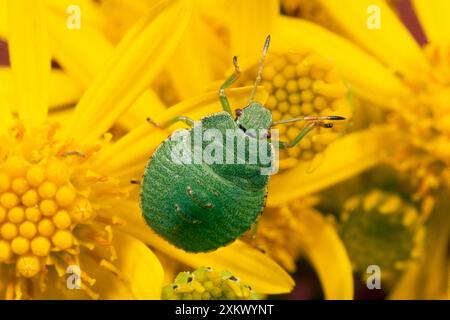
[0,123,123,299]
[240,51,350,170]
[0,155,78,275]
[389,44,450,199]
[162,267,255,300]
[339,189,425,277]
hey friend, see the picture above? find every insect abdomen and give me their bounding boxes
[140,113,270,252]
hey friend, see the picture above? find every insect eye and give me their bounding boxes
[235,109,243,117]
[266,131,271,139]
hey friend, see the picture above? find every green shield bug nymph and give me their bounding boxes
[140,35,345,252]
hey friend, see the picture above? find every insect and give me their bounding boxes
[140,35,345,252]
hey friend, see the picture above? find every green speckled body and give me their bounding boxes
[140,110,274,252]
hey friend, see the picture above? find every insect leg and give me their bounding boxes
[219,56,240,115]
[146,116,195,129]
[278,121,333,149]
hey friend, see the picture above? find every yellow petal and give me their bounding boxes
[229,0,279,67]
[47,107,74,124]
[46,9,113,87]
[148,237,294,295]
[7,0,50,125]
[46,5,166,133]
[0,90,13,134]
[299,210,354,300]
[47,70,83,108]
[111,200,294,295]
[95,86,268,176]
[268,128,385,206]
[94,0,155,40]
[0,67,83,110]
[0,0,7,39]
[65,0,193,144]
[116,90,167,131]
[102,231,164,299]
[274,17,409,108]
[58,231,164,299]
[389,200,449,299]
[166,7,228,99]
[317,0,429,77]
[412,0,450,45]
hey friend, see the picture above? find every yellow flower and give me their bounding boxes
[86,0,378,300]
[89,0,450,300]
[275,1,450,200]
[0,0,294,299]
[272,0,450,298]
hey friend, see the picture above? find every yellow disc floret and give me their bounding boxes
[19,221,37,239]
[1,223,18,240]
[40,199,58,216]
[55,186,76,207]
[0,174,11,192]
[52,230,73,250]
[11,178,30,195]
[38,181,57,199]
[21,189,39,207]
[8,207,25,224]
[1,192,19,209]
[26,166,45,187]
[53,210,71,229]
[37,219,55,237]
[31,236,51,256]
[16,255,40,278]
[11,237,30,255]
[0,240,12,262]
[25,207,41,222]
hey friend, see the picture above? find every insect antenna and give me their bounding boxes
[247,35,271,105]
[271,115,346,127]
